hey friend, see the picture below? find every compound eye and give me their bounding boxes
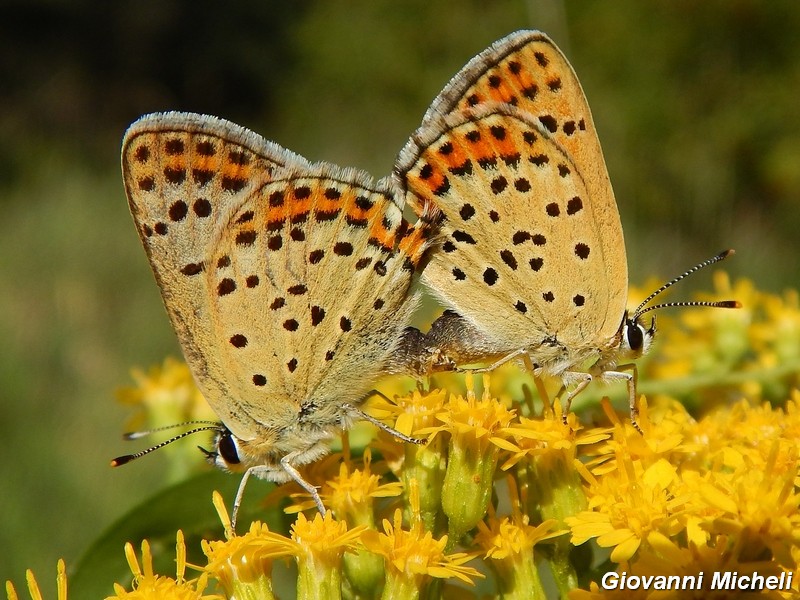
[626,319,645,352]
[217,429,241,465]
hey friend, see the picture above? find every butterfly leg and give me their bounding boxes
[559,372,593,421]
[280,453,326,514]
[231,465,269,532]
[345,400,426,445]
[599,364,641,434]
[230,460,325,531]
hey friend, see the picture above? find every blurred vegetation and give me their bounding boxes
[0,0,798,596]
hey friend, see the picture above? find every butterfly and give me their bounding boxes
[119,112,438,520]
[386,30,738,428]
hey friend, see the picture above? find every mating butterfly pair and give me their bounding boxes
[119,30,737,518]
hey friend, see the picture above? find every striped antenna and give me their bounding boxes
[632,249,741,319]
[111,423,221,467]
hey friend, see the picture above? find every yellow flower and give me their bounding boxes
[286,448,402,522]
[5,560,67,600]
[475,478,563,600]
[368,387,449,443]
[361,479,482,599]
[643,274,800,405]
[733,275,800,386]
[204,492,363,600]
[202,493,294,600]
[370,387,450,533]
[587,397,703,477]
[302,449,401,598]
[497,399,604,524]
[683,441,800,566]
[496,400,602,594]
[567,453,686,563]
[699,397,800,476]
[290,511,366,600]
[568,391,800,591]
[202,521,287,600]
[427,375,515,541]
[572,532,786,600]
[498,400,609,471]
[109,531,215,599]
[476,511,562,561]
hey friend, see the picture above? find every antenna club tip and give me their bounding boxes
[720,248,735,259]
[722,300,742,309]
[111,455,133,467]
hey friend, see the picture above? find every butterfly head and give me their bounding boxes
[200,426,287,477]
[111,421,224,468]
[612,249,740,363]
[111,420,271,477]
[200,426,245,472]
[617,311,657,361]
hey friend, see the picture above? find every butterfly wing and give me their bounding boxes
[396,31,626,356]
[398,105,618,353]
[204,166,430,438]
[424,30,623,264]
[123,113,432,442]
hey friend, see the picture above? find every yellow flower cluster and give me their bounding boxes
[568,395,800,598]
[116,357,216,430]
[9,277,800,599]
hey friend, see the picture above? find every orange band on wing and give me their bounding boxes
[398,223,429,266]
[368,217,396,252]
[342,189,378,228]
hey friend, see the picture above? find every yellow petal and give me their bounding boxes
[609,536,642,563]
[642,459,677,489]
[699,482,738,514]
[597,528,636,548]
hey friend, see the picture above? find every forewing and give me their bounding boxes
[121,112,310,437]
[396,106,618,351]
[425,30,621,253]
[399,30,627,351]
[123,112,433,440]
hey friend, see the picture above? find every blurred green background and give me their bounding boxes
[1,0,798,596]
